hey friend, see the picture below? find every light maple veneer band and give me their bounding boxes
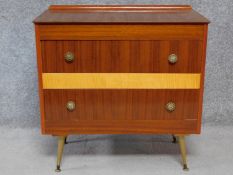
[42,73,200,89]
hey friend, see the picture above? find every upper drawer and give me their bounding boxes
[41,40,203,73]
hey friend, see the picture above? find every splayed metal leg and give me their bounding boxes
[177,135,189,171]
[55,136,66,172]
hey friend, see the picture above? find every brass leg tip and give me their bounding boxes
[55,166,61,172]
[183,164,189,171]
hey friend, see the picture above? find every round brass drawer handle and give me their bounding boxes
[166,102,176,112]
[66,101,76,111]
[64,51,74,62]
[168,54,178,64]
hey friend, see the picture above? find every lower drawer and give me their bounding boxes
[43,90,200,134]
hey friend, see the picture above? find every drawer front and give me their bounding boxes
[44,89,199,121]
[41,40,203,73]
[43,89,199,134]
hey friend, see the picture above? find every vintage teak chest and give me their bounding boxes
[34,5,209,172]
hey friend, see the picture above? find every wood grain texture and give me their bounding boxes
[38,25,204,40]
[43,89,199,134]
[41,40,203,73]
[42,73,200,89]
[33,5,209,24]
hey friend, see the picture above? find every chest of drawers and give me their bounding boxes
[34,5,209,172]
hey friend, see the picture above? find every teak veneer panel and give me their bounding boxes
[38,25,204,40]
[42,73,200,89]
[41,40,203,73]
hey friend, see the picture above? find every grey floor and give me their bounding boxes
[0,124,232,175]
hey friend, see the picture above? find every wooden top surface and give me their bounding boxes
[33,5,209,24]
